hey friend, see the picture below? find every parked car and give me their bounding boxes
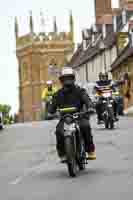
[0,112,3,130]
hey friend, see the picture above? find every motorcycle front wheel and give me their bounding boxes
[65,136,77,177]
[108,107,114,129]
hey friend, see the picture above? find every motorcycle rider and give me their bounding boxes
[104,72,119,121]
[41,80,58,119]
[95,72,106,124]
[48,67,96,162]
[41,80,57,101]
[95,72,119,124]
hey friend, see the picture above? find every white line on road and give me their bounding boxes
[9,160,49,185]
[9,153,58,185]
[10,177,23,185]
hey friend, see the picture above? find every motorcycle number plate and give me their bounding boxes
[103,92,111,98]
[108,104,112,107]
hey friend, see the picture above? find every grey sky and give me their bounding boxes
[0,0,118,114]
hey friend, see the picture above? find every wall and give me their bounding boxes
[75,44,117,83]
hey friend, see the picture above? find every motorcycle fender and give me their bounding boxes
[64,131,73,137]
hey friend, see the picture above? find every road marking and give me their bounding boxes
[10,177,23,185]
[9,162,46,185]
[9,153,58,185]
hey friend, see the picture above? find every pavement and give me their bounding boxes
[0,116,133,200]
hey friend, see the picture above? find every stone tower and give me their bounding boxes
[95,0,112,24]
[15,11,74,122]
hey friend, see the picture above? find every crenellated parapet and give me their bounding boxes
[15,11,74,50]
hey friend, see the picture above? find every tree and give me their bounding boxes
[1,104,11,116]
[0,104,11,124]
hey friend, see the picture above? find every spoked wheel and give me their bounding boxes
[104,114,109,129]
[77,140,86,171]
[65,136,77,177]
[109,118,114,129]
[108,108,114,129]
[105,119,109,129]
[67,159,77,177]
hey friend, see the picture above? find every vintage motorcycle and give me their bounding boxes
[44,95,54,120]
[57,107,89,177]
[101,89,115,129]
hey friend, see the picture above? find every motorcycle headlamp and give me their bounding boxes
[103,100,107,104]
[110,99,114,103]
[64,116,73,124]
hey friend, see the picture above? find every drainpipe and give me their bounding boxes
[113,14,117,33]
[85,63,88,82]
[122,8,127,26]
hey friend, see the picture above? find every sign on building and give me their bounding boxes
[117,32,129,53]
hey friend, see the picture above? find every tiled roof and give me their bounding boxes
[69,10,133,69]
[69,25,115,68]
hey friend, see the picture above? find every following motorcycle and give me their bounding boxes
[100,89,115,129]
[44,95,54,120]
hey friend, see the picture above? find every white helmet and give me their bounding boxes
[59,67,75,80]
[59,67,75,88]
[46,80,53,85]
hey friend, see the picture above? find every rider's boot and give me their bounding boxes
[114,112,119,121]
[86,144,96,160]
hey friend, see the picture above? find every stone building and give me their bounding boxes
[69,23,118,82]
[69,1,133,84]
[110,0,133,108]
[15,12,74,122]
[111,20,133,108]
[111,45,133,108]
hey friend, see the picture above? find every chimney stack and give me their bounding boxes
[82,29,89,50]
[91,25,97,46]
[102,24,106,38]
[113,14,117,32]
[122,9,127,25]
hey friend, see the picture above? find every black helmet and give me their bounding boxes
[99,72,104,80]
[104,72,108,80]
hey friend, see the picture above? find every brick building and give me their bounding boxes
[95,0,113,24]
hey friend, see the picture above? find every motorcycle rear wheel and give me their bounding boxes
[109,119,114,129]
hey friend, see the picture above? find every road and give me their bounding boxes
[0,116,133,200]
